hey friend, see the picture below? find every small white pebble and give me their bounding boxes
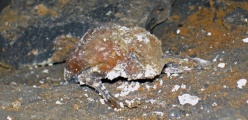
[171,85,180,92]
[181,83,186,89]
[176,29,180,34]
[159,79,163,86]
[237,79,247,89]
[172,104,177,107]
[178,94,200,106]
[42,69,49,73]
[207,32,211,36]
[114,108,122,111]
[7,116,14,120]
[105,10,112,16]
[99,98,105,104]
[212,102,218,106]
[114,93,120,98]
[213,55,219,62]
[153,84,157,89]
[39,80,44,84]
[217,63,225,68]
[55,100,63,105]
[158,90,161,93]
[119,102,124,108]
[103,38,107,41]
[242,37,248,43]
[87,98,94,102]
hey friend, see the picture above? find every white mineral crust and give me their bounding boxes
[237,79,247,89]
[178,94,200,106]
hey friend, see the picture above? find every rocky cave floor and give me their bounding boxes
[0,0,248,119]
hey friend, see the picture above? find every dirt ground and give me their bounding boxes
[0,0,248,119]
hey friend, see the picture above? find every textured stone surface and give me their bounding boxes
[1,0,247,119]
[66,24,164,80]
[65,24,166,108]
[0,0,174,68]
[65,24,209,108]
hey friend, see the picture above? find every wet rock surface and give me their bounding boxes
[0,0,248,119]
[0,0,174,68]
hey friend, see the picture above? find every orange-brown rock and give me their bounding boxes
[65,24,164,81]
[65,24,166,108]
[64,24,210,108]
